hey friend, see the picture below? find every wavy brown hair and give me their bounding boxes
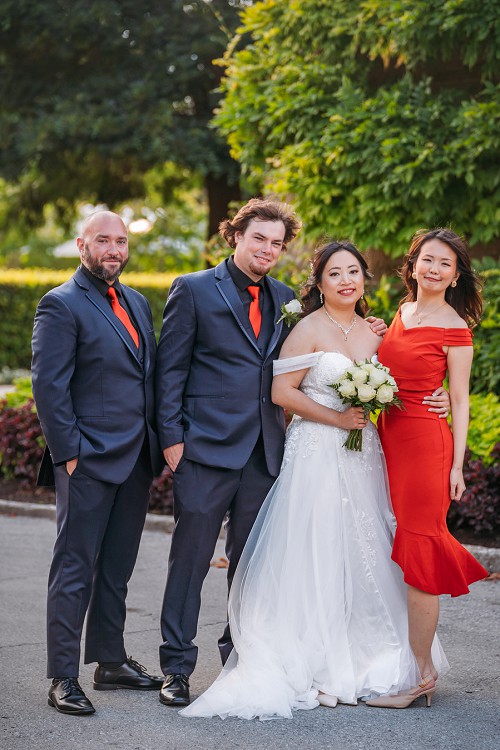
[400,228,482,327]
[301,240,373,318]
[219,197,302,250]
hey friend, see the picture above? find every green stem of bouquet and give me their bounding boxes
[344,428,363,451]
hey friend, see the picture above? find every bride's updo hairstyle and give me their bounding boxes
[301,240,373,318]
[400,228,482,327]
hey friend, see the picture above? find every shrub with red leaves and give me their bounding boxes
[448,444,500,536]
[1,400,497,531]
[149,466,174,515]
[0,399,44,484]
[0,397,174,511]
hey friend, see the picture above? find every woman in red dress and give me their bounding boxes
[368,229,488,709]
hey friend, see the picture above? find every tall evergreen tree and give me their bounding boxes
[0,0,245,236]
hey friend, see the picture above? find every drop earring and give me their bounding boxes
[319,291,324,305]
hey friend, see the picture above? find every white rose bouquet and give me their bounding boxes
[330,360,403,451]
[276,298,302,327]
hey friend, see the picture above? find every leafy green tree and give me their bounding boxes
[215,0,500,254]
[0,0,246,238]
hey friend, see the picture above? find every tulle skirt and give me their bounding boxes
[182,419,448,720]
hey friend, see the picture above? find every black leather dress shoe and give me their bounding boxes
[159,674,190,706]
[93,656,163,690]
[48,678,95,715]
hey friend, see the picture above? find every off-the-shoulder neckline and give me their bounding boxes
[398,308,470,332]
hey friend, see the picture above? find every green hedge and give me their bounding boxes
[0,270,175,370]
[1,267,498,396]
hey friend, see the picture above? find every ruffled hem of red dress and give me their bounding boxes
[392,527,488,597]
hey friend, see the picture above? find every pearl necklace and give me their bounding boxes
[323,307,357,340]
[414,301,447,325]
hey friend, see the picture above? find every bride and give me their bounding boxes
[181,241,448,720]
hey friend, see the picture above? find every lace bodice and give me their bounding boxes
[274,352,383,470]
[273,350,353,411]
[298,351,352,411]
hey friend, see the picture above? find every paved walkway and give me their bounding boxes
[0,513,498,750]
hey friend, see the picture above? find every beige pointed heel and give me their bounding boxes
[365,676,436,709]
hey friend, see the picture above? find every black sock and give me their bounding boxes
[99,661,124,669]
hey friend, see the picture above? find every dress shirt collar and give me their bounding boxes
[227,255,265,291]
[79,264,124,298]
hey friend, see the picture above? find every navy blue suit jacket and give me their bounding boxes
[155,259,295,477]
[32,267,163,485]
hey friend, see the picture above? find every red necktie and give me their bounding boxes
[247,285,262,338]
[107,287,139,348]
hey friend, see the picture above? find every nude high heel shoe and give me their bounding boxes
[365,676,436,709]
[318,692,338,708]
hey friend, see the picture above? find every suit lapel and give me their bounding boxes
[121,286,151,370]
[74,272,141,363]
[215,261,262,355]
[264,276,286,359]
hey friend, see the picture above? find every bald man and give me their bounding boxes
[32,211,164,715]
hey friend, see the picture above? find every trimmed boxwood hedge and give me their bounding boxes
[1,267,498,397]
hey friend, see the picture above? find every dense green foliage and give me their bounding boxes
[215,0,500,253]
[0,0,245,240]
[469,268,500,396]
[468,394,500,464]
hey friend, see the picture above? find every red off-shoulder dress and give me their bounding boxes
[377,312,488,597]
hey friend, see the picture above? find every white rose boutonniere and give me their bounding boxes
[276,298,302,327]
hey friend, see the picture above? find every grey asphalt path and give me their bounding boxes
[0,514,498,750]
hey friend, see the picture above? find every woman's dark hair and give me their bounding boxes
[301,240,373,318]
[400,228,482,327]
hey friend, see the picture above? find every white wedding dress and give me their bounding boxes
[181,352,448,720]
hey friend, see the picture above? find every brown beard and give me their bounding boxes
[248,258,273,278]
[81,244,128,282]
